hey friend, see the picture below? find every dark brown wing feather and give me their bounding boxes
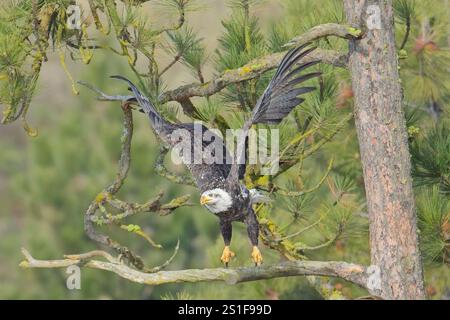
[227,44,321,185]
[251,45,321,125]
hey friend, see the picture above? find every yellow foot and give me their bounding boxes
[220,246,235,267]
[251,246,263,266]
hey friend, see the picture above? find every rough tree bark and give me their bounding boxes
[343,0,426,299]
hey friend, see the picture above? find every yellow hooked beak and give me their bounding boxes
[200,195,213,205]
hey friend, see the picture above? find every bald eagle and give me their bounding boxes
[112,44,321,266]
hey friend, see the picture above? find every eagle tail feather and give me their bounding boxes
[110,75,166,132]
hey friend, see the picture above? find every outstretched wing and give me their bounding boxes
[250,44,321,125]
[111,76,236,192]
[228,44,321,184]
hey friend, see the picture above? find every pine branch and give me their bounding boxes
[275,157,334,197]
[159,22,358,112]
[159,48,347,106]
[78,23,355,116]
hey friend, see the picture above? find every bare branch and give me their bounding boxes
[284,23,362,48]
[159,54,182,77]
[64,250,117,263]
[82,105,188,270]
[145,239,181,273]
[20,248,369,289]
[93,192,191,225]
[83,105,145,268]
[78,81,135,102]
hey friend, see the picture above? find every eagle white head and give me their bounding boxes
[200,188,233,214]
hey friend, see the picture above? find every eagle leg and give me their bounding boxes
[219,220,234,267]
[245,210,263,266]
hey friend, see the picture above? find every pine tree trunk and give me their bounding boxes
[343,0,426,299]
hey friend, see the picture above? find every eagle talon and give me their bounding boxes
[220,246,235,266]
[251,246,263,266]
